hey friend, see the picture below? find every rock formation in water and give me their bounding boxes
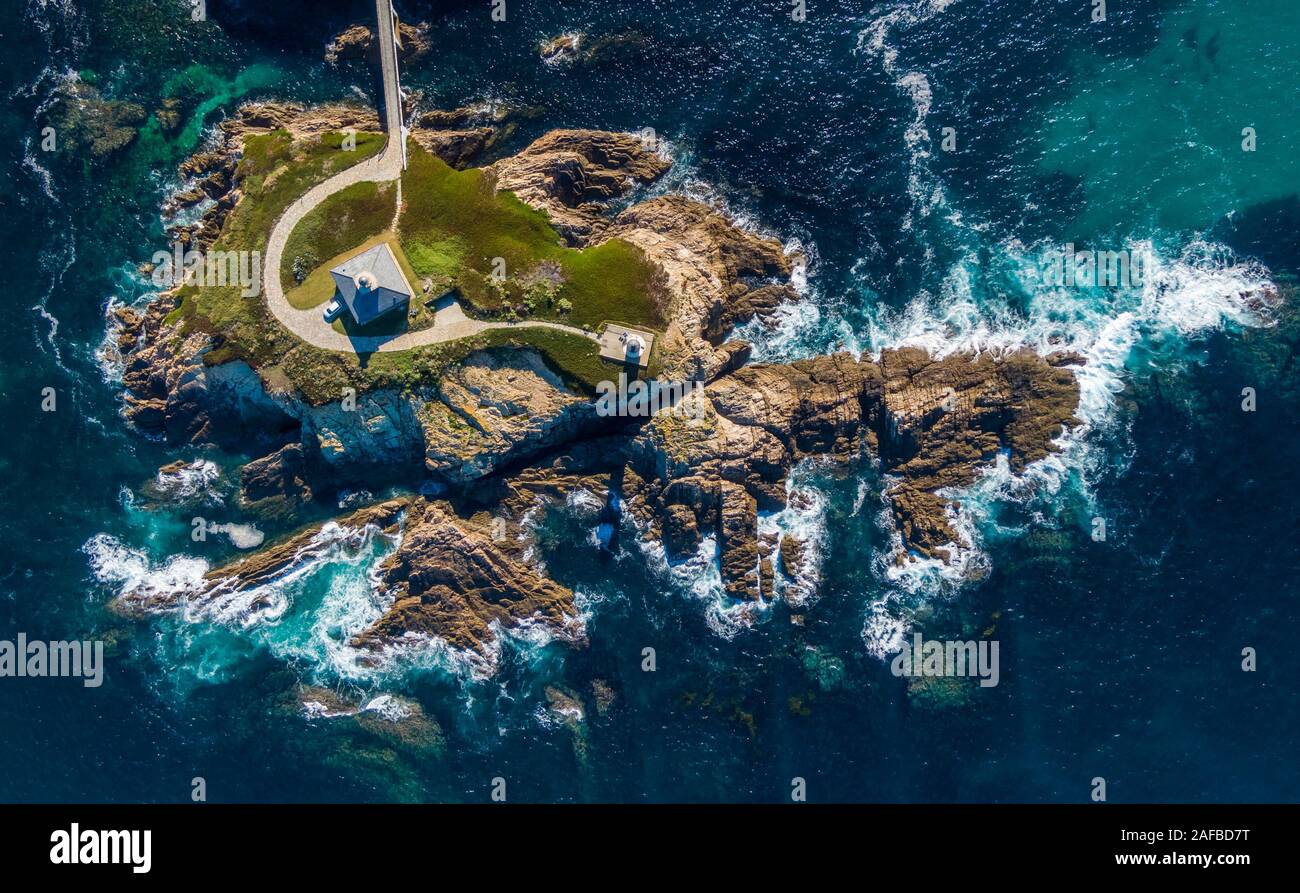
[325,21,433,65]
[43,78,147,159]
[110,104,1091,665]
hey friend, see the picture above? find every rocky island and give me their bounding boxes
[105,93,1083,668]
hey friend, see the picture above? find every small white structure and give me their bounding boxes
[328,242,413,326]
[598,324,654,368]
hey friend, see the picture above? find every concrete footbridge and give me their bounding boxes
[261,0,598,355]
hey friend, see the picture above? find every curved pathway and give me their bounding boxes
[261,0,597,355]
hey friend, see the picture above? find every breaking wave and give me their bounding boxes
[857,236,1277,656]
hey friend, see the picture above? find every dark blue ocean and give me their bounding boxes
[1,0,1297,802]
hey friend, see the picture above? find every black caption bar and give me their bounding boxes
[1,803,1283,878]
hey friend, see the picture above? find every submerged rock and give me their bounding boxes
[539,33,584,67]
[539,31,650,68]
[43,79,147,159]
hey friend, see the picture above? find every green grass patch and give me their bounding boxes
[398,145,664,331]
[281,179,396,290]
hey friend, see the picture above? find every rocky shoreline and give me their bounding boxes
[111,101,1085,666]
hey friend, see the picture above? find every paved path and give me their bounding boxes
[261,0,597,355]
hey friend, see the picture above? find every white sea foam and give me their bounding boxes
[208,523,264,550]
[82,534,209,605]
[639,533,769,639]
[361,693,414,721]
[857,1,961,234]
[857,235,1277,654]
[301,699,353,719]
[857,0,960,73]
[759,473,829,607]
[22,141,57,202]
[152,459,224,504]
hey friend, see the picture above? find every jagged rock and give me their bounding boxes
[219,101,382,152]
[603,196,800,381]
[353,499,581,655]
[325,21,432,64]
[300,389,426,483]
[626,348,1081,593]
[409,103,540,167]
[410,127,495,168]
[112,305,143,354]
[114,499,408,616]
[778,533,806,580]
[718,482,760,600]
[420,349,601,482]
[489,129,672,243]
[661,503,701,557]
[324,24,372,63]
[539,31,650,68]
[240,443,312,506]
[118,294,298,448]
[877,347,1082,556]
[487,131,800,382]
[155,97,183,135]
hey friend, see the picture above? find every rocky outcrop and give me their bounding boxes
[623,353,876,600]
[155,97,184,136]
[604,197,800,381]
[220,101,382,152]
[281,349,618,492]
[420,348,602,482]
[117,295,297,449]
[298,389,427,482]
[624,348,1081,597]
[353,499,582,655]
[240,442,313,511]
[489,130,672,243]
[325,22,432,64]
[409,102,542,168]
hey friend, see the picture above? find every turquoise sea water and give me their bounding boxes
[0,0,1297,802]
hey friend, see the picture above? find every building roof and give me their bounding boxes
[598,324,655,368]
[329,242,413,326]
